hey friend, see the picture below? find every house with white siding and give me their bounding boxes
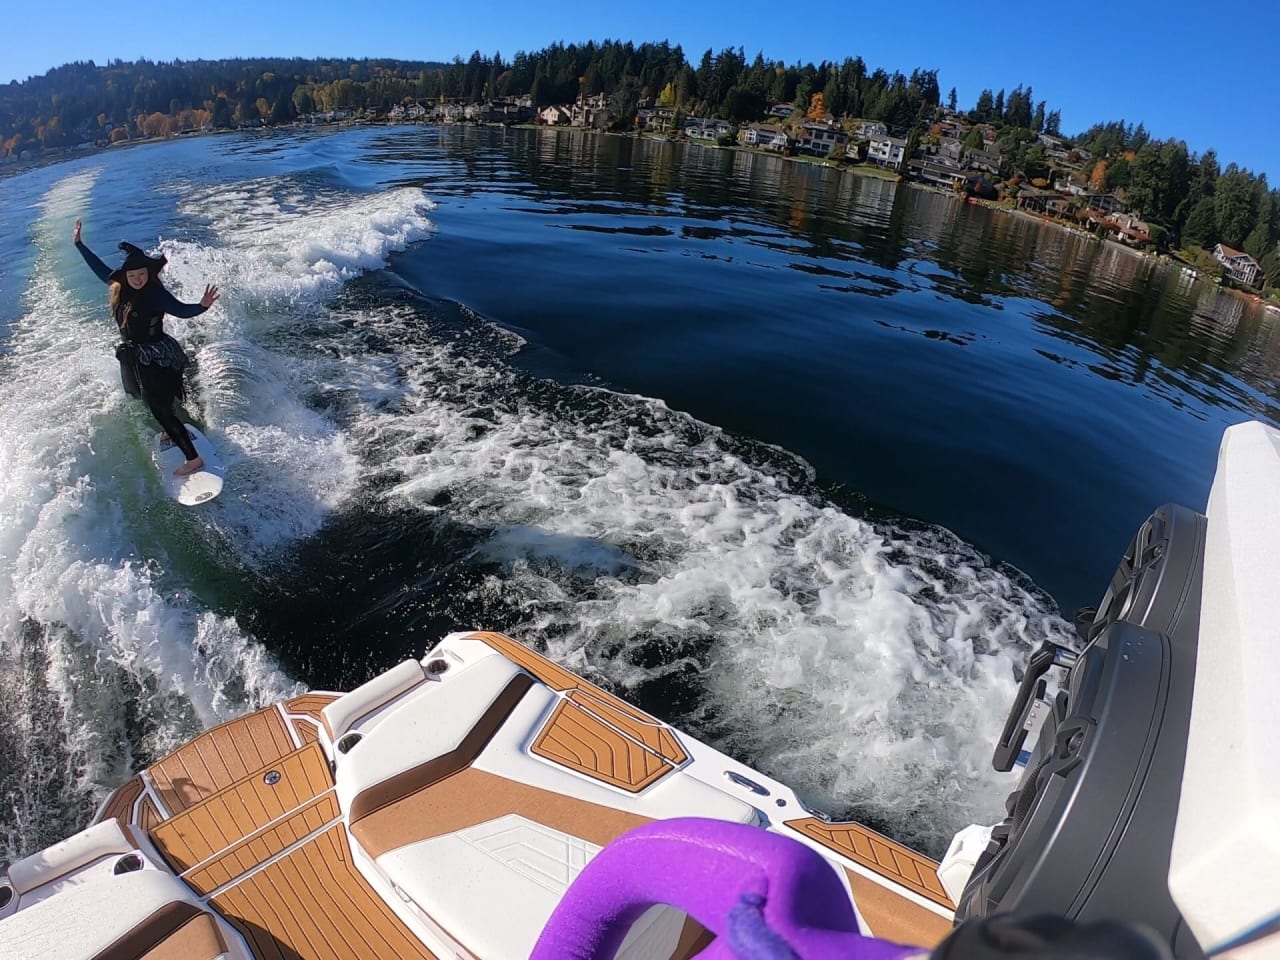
[740,123,790,152]
[868,134,908,170]
[1214,244,1263,287]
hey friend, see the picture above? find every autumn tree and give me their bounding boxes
[1089,159,1108,191]
[807,91,826,120]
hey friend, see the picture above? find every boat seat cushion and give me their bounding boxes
[377,814,688,960]
[0,870,231,960]
[321,658,426,739]
[336,653,532,818]
[7,818,135,895]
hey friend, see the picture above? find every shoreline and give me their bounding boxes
[9,119,1275,308]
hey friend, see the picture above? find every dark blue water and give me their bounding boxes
[1,125,1276,861]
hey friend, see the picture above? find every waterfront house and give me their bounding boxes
[908,159,965,188]
[1214,244,1263,286]
[797,123,848,157]
[389,101,428,121]
[1054,176,1089,196]
[636,107,673,130]
[430,102,466,123]
[965,147,1002,175]
[740,123,790,152]
[537,105,572,126]
[867,134,908,170]
[1102,212,1152,245]
[854,120,889,140]
[1016,185,1062,214]
[685,118,734,141]
[1080,193,1127,215]
[937,140,965,167]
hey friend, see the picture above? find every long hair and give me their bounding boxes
[108,273,168,327]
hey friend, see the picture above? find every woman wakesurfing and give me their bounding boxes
[73,219,219,477]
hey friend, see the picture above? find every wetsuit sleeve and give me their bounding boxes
[155,287,209,319]
[74,240,114,283]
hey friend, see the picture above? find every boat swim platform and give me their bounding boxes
[89,630,953,957]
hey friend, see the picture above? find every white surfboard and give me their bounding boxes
[153,424,224,506]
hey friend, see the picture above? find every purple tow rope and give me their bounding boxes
[727,891,801,960]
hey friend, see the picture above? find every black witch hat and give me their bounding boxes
[107,241,168,283]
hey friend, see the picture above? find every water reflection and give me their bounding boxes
[375,125,1279,424]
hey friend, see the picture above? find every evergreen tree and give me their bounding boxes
[973,89,993,122]
[947,86,957,112]
[270,88,296,125]
[1182,196,1218,246]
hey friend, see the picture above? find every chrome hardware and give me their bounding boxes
[724,771,770,796]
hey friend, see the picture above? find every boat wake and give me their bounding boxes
[1,163,1070,864]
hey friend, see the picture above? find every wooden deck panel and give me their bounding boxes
[569,689,689,764]
[150,742,331,873]
[95,774,143,825]
[354,766,651,859]
[532,700,675,792]
[211,823,438,960]
[843,867,954,949]
[284,693,337,746]
[139,796,164,832]
[185,793,339,895]
[786,816,954,909]
[469,631,688,761]
[283,693,339,722]
[149,708,296,814]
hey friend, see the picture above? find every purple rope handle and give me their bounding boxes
[529,817,921,960]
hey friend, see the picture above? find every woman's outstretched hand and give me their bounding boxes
[73,219,82,244]
[200,284,220,309]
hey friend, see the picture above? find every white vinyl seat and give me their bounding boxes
[7,819,135,895]
[0,869,243,960]
[361,672,758,959]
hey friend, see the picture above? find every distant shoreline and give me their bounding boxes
[7,121,1272,310]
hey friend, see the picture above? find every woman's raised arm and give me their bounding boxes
[72,219,114,284]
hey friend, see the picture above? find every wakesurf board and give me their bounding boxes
[153,424,224,506]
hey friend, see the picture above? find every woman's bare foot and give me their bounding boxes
[174,456,204,477]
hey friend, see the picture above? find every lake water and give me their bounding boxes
[1,125,1275,861]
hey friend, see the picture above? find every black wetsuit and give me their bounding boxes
[75,240,207,462]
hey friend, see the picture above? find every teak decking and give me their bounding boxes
[96,699,439,960]
[87,635,956,956]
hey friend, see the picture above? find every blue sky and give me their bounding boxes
[4,0,1277,181]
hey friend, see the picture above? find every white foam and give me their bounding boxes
[131,179,437,560]
[0,172,302,859]
[3,159,1069,864]
[359,324,1071,855]
[173,179,436,302]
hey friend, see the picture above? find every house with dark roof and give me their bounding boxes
[740,123,790,152]
[867,134,908,170]
[797,123,848,157]
[1214,244,1263,287]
